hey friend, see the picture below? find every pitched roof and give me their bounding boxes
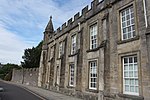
[45,16,54,33]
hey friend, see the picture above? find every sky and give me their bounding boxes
[0,0,92,64]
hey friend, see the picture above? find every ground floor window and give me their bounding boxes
[89,61,97,90]
[123,56,139,95]
[69,64,75,86]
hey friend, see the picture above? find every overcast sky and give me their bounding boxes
[0,0,93,64]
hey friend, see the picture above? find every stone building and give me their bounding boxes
[38,0,150,100]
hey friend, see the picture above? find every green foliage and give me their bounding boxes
[4,71,12,81]
[0,63,20,80]
[21,41,43,68]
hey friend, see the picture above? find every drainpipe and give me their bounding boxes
[78,22,81,31]
[143,0,148,27]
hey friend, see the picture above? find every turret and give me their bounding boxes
[43,16,54,43]
[45,16,54,33]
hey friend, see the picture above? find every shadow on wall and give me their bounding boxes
[11,68,39,87]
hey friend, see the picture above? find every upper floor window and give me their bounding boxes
[120,6,135,40]
[58,42,63,58]
[90,24,97,49]
[89,61,97,90]
[71,35,76,55]
[123,56,139,95]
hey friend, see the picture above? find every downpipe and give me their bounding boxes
[143,0,148,27]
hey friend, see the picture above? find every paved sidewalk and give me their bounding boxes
[7,82,83,100]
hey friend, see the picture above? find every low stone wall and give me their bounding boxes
[11,68,39,86]
[11,69,23,83]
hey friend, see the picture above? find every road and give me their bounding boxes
[0,81,45,100]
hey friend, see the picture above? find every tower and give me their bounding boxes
[38,16,54,87]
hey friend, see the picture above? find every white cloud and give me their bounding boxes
[0,26,32,64]
[0,0,93,64]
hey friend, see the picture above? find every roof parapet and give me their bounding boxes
[74,12,80,21]
[91,0,99,9]
[67,18,73,25]
[82,5,89,15]
[62,22,67,29]
[57,27,61,33]
[49,0,121,39]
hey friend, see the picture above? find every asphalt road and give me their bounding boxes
[0,81,44,100]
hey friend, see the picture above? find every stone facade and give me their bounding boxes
[38,0,150,100]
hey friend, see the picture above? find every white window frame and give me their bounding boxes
[90,24,97,49]
[123,56,139,95]
[58,42,63,58]
[69,64,75,86]
[71,35,76,55]
[120,6,136,40]
[89,61,97,90]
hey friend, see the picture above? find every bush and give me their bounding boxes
[4,71,12,81]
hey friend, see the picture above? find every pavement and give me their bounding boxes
[6,81,83,100]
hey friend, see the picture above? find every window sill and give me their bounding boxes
[86,40,107,52]
[57,55,63,60]
[67,85,75,89]
[118,93,144,100]
[57,58,61,60]
[86,47,100,52]
[117,36,139,44]
[146,26,150,35]
[86,88,98,93]
[68,53,77,57]
[48,58,54,62]
[68,52,78,57]
[68,50,79,57]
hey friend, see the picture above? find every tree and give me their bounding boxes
[0,63,20,80]
[21,41,43,68]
